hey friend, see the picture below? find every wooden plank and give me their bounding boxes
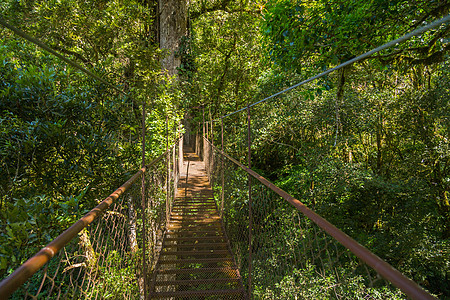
[172,207,217,210]
[154,278,240,286]
[173,202,216,207]
[162,243,228,249]
[158,257,232,264]
[167,220,222,225]
[171,209,217,212]
[167,224,222,230]
[160,250,230,256]
[164,236,225,242]
[165,233,223,238]
[151,289,245,298]
[156,267,237,275]
[166,230,222,235]
[170,216,220,220]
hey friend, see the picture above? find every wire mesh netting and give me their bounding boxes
[7,141,182,299]
[204,138,409,299]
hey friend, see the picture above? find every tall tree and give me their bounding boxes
[159,0,187,76]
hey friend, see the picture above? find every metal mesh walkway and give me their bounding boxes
[149,149,246,299]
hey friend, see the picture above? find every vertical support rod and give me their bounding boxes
[221,118,224,217]
[210,119,214,186]
[197,123,200,155]
[166,115,169,224]
[173,134,176,202]
[174,121,179,197]
[247,105,252,298]
[202,107,205,138]
[141,100,148,300]
[202,107,205,160]
[211,119,214,146]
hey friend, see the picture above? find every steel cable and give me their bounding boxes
[215,14,450,120]
[0,16,128,96]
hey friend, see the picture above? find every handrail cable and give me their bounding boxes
[0,139,181,299]
[215,15,450,121]
[203,137,434,300]
[0,16,127,96]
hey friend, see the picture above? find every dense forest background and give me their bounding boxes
[1,0,449,298]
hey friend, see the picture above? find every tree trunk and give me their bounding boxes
[127,194,145,299]
[159,0,187,76]
[128,196,139,253]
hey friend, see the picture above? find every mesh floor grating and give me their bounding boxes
[149,150,246,299]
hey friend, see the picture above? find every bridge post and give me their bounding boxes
[141,100,148,300]
[211,120,214,186]
[211,118,214,146]
[166,115,170,225]
[202,106,205,160]
[173,122,177,204]
[247,105,253,299]
[179,123,183,172]
[221,118,224,217]
[196,122,200,156]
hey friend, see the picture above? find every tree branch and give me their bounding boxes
[52,45,90,65]
[408,1,450,32]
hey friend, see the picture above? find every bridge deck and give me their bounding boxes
[149,148,246,299]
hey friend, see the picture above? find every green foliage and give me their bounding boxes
[0,0,182,287]
[0,38,130,278]
[262,0,449,72]
[176,35,196,80]
[0,38,132,198]
[0,194,83,274]
[249,67,450,295]
[187,0,265,114]
[195,1,450,297]
[1,0,449,298]
[2,0,162,81]
[88,250,139,299]
[255,265,404,299]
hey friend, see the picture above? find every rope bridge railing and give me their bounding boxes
[202,136,435,300]
[0,138,183,299]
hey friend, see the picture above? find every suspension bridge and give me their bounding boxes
[0,133,438,299]
[148,149,245,298]
[1,14,449,300]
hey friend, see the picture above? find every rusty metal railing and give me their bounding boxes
[0,139,182,299]
[203,136,435,300]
